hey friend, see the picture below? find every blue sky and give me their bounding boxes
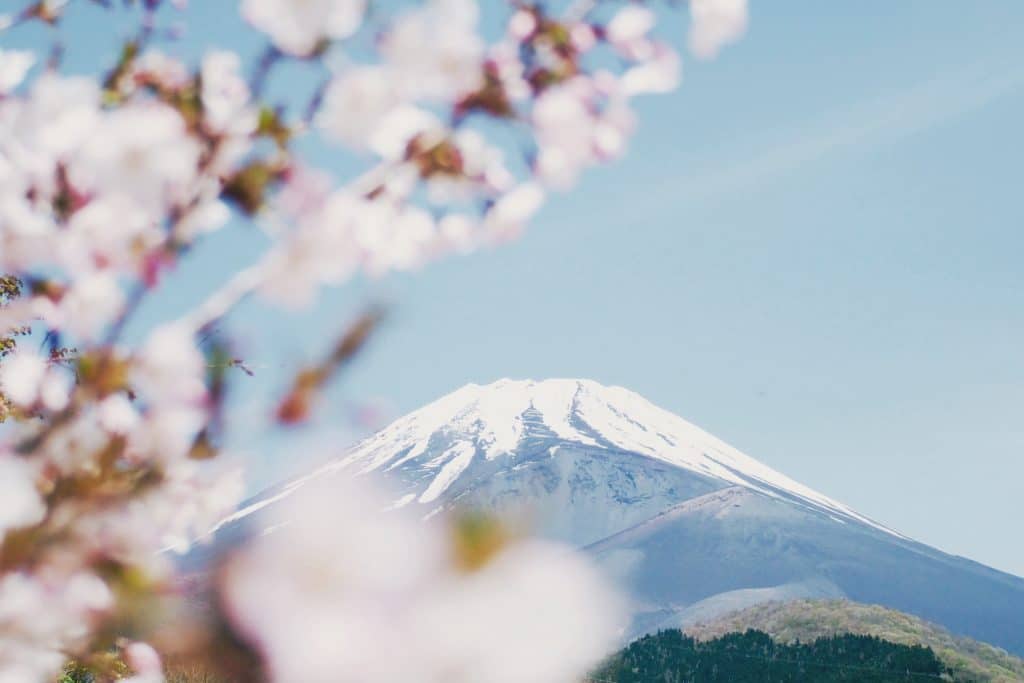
[10,2,1024,576]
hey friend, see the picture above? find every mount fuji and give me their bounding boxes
[207,379,1024,655]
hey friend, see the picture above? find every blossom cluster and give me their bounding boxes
[0,0,748,680]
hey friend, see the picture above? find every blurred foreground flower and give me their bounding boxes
[221,477,623,683]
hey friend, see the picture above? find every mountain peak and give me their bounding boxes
[305,378,898,537]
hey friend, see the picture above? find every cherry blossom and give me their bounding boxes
[0,348,71,412]
[55,270,126,341]
[532,77,636,190]
[607,5,657,56]
[60,195,158,276]
[132,51,191,92]
[69,103,201,216]
[483,182,545,242]
[133,323,207,410]
[621,43,682,96]
[0,455,45,540]
[316,66,402,153]
[6,73,101,184]
[200,50,256,137]
[121,642,165,683]
[0,571,112,683]
[0,349,47,407]
[380,0,485,101]
[0,49,33,95]
[689,0,750,59]
[367,106,443,162]
[241,0,367,56]
[97,392,141,435]
[222,476,622,683]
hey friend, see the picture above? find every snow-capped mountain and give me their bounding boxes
[206,378,1024,655]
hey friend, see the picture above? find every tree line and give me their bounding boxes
[592,629,955,682]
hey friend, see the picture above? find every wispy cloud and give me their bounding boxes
[665,60,1024,204]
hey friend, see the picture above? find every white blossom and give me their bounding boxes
[607,5,656,54]
[260,177,474,307]
[487,41,530,103]
[0,350,47,407]
[317,66,401,153]
[259,189,361,308]
[0,571,112,683]
[133,323,206,409]
[35,407,113,476]
[0,73,99,197]
[175,195,232,242]
[75,461,243,561]
[532,84,594,189]
[507,9,537,41]
[222,476,621,683]
[381,0,484,101]
[125,324,209,467]
[368,106,442,162]
[222,478,448,682]
[241,0,367,56]
[0,49,34,95]
[621,44,681,95]
[0,456,45,540]
[532,78,634,189]
[570,22,598,53]
[56,270,126,341]
[38,370,72,413]
[361,204,437,274]
[0,349,69,412]
[121,642,165,683]
[69,102,200,216]
[201,50,256,136]
[133,50,191,91]
[60,194,159,276]
[415,541,624,683]
[157,462,245,554]
[484,182,545,242]
[98,392,140,435]
[0,191,56,273]
[689,0,749,59]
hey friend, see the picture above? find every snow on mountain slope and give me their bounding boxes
[197,378,1024,655]
[299,378,899,537]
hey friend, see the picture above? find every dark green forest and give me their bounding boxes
[591,629,955,682]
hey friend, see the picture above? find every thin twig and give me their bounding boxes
[249,44,281,98]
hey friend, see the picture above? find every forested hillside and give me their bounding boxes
[686,599,1024,682]
[591,629,950,682]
